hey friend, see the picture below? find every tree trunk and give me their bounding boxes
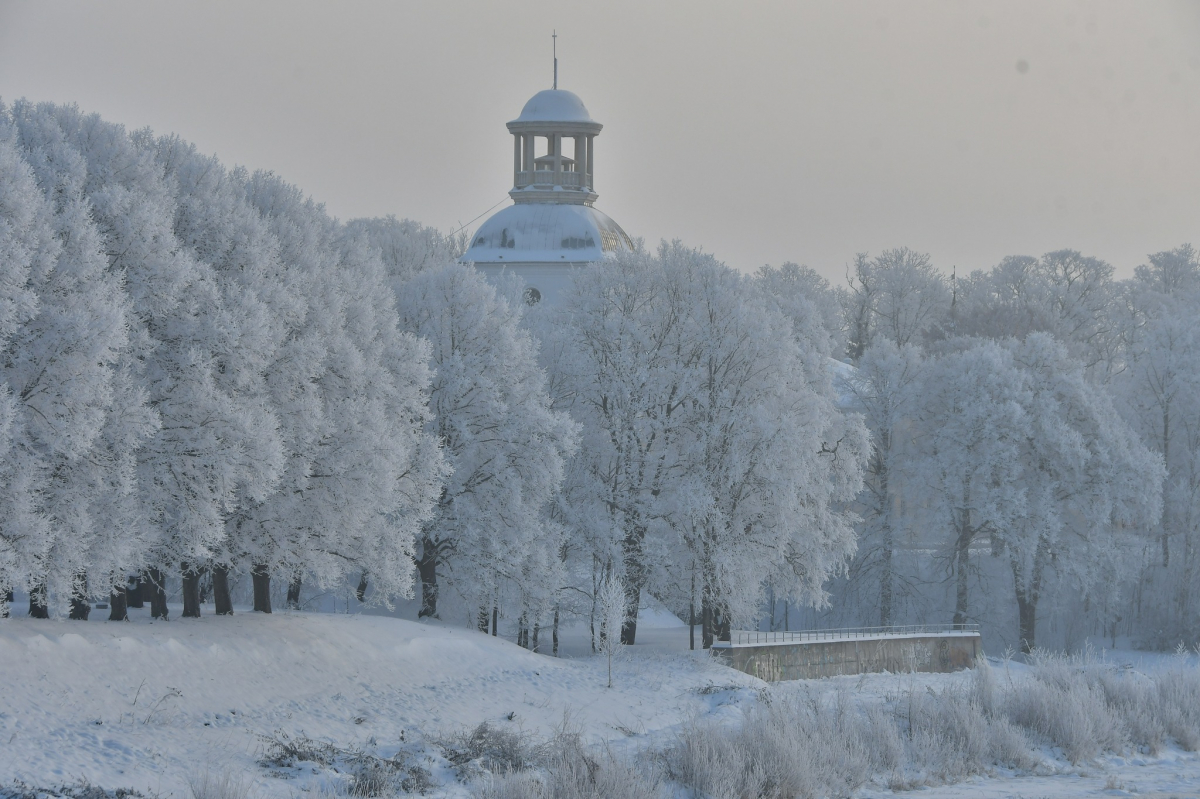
[2,588,12,618]
[127,575,145,608]
[517,613,528,648]
[416,537,438,618]
[478,605,490,633]
[689,599,695,651]
[212,565,234,615]
[876,437,895,628]
[109,585,128,621]
[1162,403,1171,568]
[589,587,597,653]
[148,568,169,619]
[356,571,368,603]
[620,583,640,644]
[716,605,731,643]
[552,607,559,657]
[701,597,713,650]
[1016,595,1037,654]
[251,564,271,613]
[286,574,302,610]
[181,564,202,618]
[28,584,48,619]
[689,569,696,651]
[952,514,972,629]
[491,604,498,636]
[1011,534,1049,655]
[620,530,646,645]
[69,572,90,620]
[532,621,540,653]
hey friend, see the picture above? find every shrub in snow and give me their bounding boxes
[440,721,541,778]
[0,785,149,799]
[257,731,430,796]
[901,679,1036,782]
[471,724,661,799]
[665,690,876,798]
[187,770,255,799]
[1006,651,1128,762]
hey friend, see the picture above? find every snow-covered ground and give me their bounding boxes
[3,606,1199,798]
[0,603,751,797]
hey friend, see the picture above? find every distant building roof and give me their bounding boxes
[462,203,633,265]
[510,89,595,125]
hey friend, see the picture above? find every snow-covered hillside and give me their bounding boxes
[0,607,751,797]
[5,609,1200,798]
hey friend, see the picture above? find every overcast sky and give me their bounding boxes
[2,1,1197,283]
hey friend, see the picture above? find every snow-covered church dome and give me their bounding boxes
[461,85,633,306]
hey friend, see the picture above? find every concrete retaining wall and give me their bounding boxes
[712,633,980,681]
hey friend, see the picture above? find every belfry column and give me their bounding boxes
[586,134,595,191]
[513,134,521,185]
[524,134,535,179]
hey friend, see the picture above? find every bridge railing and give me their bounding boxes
[716,623,981,647]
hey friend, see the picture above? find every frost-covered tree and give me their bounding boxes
[596,572,629,688]
[842,341,924,626]
[21,105,291,619]
[390,263,576,625]
[556,243,867,646]
[224,173,445,611]
[915,341,1029,628]
[953,251,1120,377]
[997,333,1162,651]
[344,215,464,286]
[0,123,48,618]
[1112,246,1200,642]
[542,246,685,645]
[0,103,156,617]
[756,262,847,360]
[146,136,294,614]
[839,248,949,361]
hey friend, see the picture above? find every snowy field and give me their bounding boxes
[3,607,1200,799]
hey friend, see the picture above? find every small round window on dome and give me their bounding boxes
[523,287,542,306]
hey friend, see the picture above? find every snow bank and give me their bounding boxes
[0,609,752,796]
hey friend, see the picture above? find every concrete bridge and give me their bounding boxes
[711,624,981,681]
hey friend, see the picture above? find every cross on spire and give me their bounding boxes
[552,30,558,89]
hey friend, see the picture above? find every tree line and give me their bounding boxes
[0,101,862,651]
[802,246,1199,652]
[2,101,1195,654]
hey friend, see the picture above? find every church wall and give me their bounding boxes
[472,260,590,307]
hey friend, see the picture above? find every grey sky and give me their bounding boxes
[1,0,1197,283]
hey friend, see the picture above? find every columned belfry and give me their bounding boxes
[461,51,633,306]
[506,90,600,206]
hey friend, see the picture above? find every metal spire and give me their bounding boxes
[552,30,558,89]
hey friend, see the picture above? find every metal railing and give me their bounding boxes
[515,169,587,188]
[715,623,981,647]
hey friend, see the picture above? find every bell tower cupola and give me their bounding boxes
[507,89,602,206]
[460,40,633,307]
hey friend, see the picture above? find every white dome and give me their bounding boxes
[511,89,595,124]
[462,203,633,264]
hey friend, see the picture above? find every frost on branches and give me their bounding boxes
[549,243,867,647]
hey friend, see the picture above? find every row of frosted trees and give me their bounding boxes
[0,101,449,621]
[0,102,866,651]
[4,100,1192,654]
[790,245,1199,652]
